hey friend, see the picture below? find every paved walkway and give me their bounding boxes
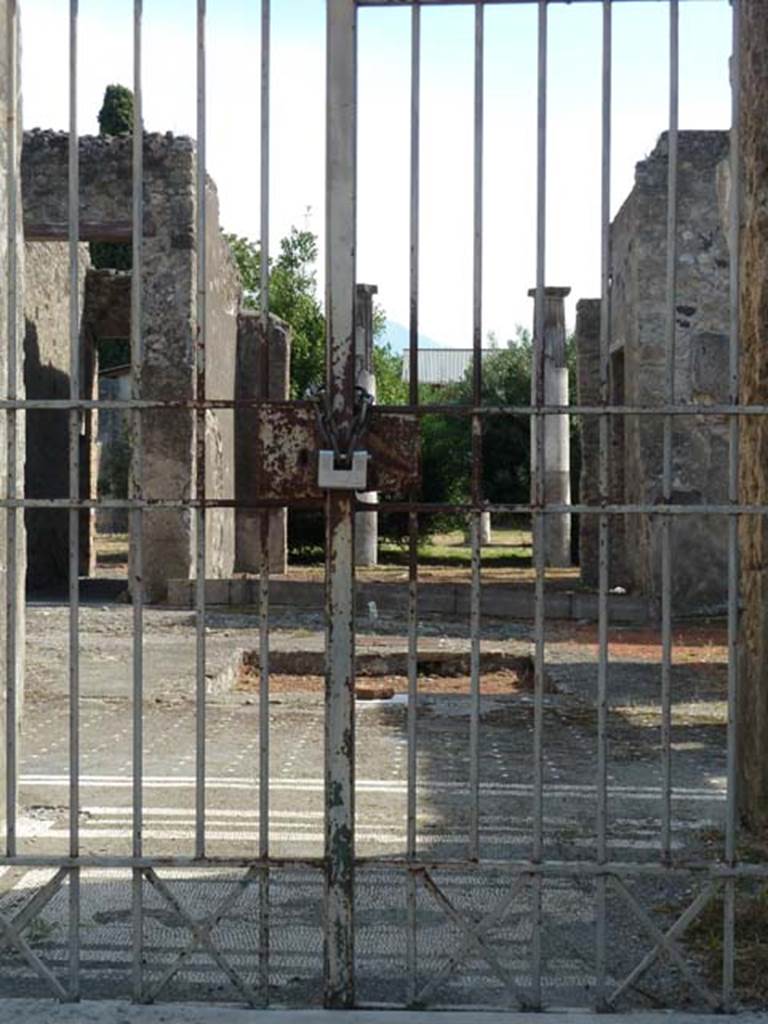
[0,603,738,1011]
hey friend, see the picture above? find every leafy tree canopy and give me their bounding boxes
[226,226,404,403]
[417,327,581,519]
[98,84,134,135]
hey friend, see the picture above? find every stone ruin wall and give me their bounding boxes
[202,177,240,581]
[22,130,242,600]
[235,312,291,574]
[738,2,768,829]
[23,240,92,589]
[578,130,732,612]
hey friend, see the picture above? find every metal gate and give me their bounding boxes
[1,0,765,1013]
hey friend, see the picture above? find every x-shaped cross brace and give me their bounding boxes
[142,866,263,1006]
[607,876,721,1009]
[0,867,68,1000]
[412,868,532,1008]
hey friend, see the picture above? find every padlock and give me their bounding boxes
[317,450,368,490]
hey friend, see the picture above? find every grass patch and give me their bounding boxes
[379,528,532,568]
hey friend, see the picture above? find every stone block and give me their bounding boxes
[235,312,290,575]
[690,331,729,402]
[166,579,194,608]
[206,579,231,606]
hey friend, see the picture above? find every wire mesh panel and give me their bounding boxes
[0,0,765,1013]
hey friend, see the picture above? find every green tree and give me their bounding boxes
[98,84,134,135]
[269,229,326,398]
[227,227,405,403]
[91,85,134,273]
[373,341,407,405]
[225,229,325,397]
[417,326,581,523]
[472,329,533,506]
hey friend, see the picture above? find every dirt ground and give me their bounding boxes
[237,667,531,696]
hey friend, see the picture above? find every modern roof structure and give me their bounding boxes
[400,348,486,386]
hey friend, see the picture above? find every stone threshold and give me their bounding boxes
[167,577,658,624]
[6,1004,765,1024]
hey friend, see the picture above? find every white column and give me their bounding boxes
[529,285,572,567]
[354,283,378,567]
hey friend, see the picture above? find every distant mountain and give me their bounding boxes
[379,321,442,354]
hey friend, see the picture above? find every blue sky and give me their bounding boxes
[20,0,732,346]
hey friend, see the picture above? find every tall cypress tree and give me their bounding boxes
[90,85,135,272]
[98,84,134,135]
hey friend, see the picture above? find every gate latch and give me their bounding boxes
[312,386,373,491]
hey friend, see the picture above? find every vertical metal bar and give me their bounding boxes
[406,3,421,1005]
[723,0,742,1007]
[67,0,81,999]
[260,0,270,327]
[257,6,272,999]
[130,0,145,1002]
[406,507,418,1002]
[324,0,357,1008]
[259,2,271,1003]
[531,0,548,1008]
[472,0,483,415]
[660,0,679,866]
[258,515,270,1005]
[595,0,612,1007]
[407,0,420,412]
[468,0,484,864]
[4,0,19,863]
[195,0,207,862]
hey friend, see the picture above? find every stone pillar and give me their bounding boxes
[235,312,290,574]
[354,284,378,568]
[528,286,571,567]
[479,511,492,545]
[0,0,25,829]
[738,1,768,830]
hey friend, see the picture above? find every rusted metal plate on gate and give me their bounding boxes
[256,400,419,500]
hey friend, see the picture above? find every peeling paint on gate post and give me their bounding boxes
[0,0,24,850]
[324,0,356,1008]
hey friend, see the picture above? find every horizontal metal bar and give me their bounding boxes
[362,859,768,878]
[4,496,768,515]
[368,501,768,516]
[380,402,768,417]
[0,855,325,869]
[0,398,767,416]
[0,854,765,879]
